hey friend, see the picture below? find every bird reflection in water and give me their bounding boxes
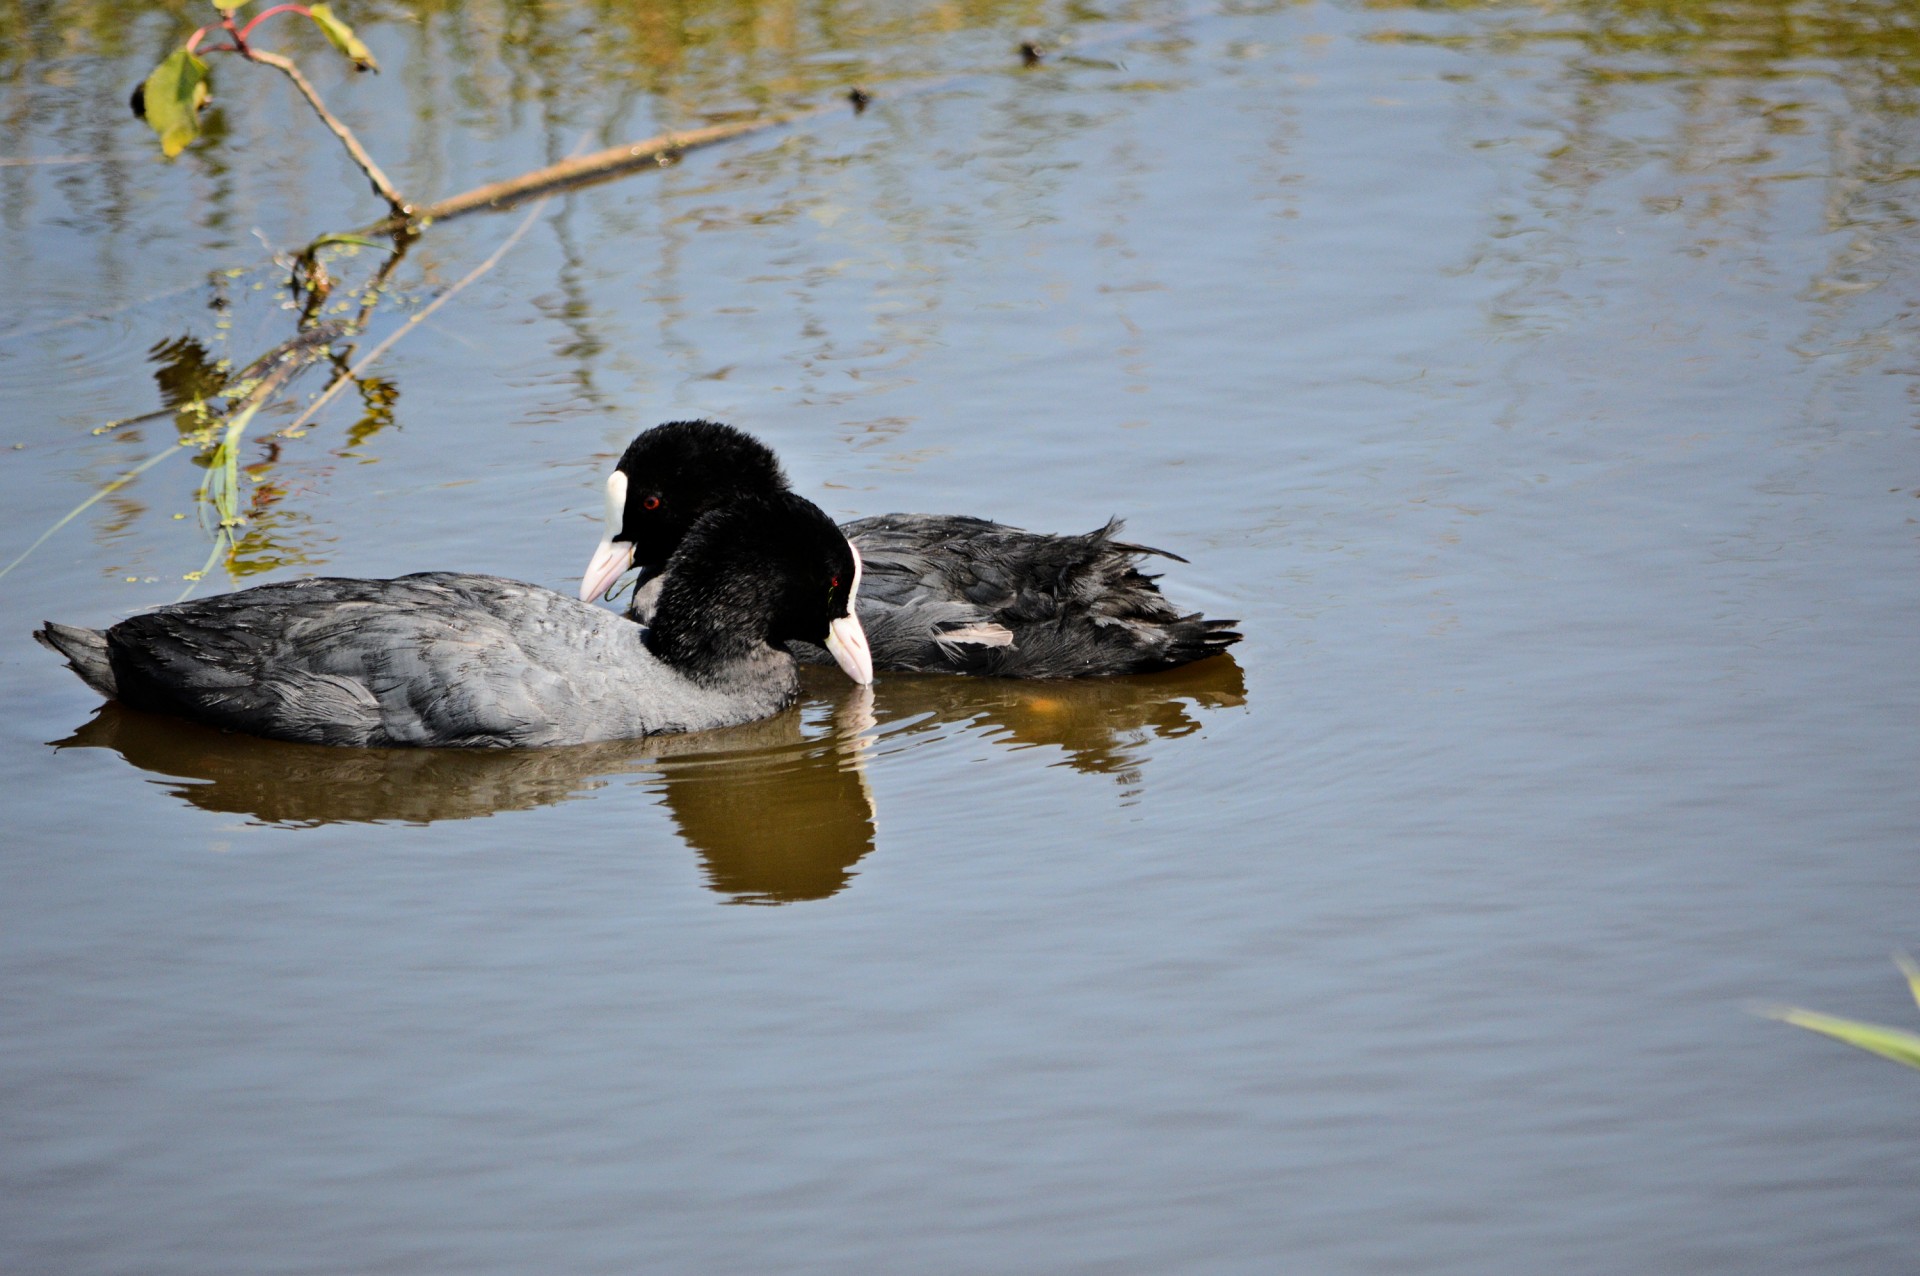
[653,686,879,904]
[52,691,879,905]
[863,654,1247,790]
[52,653,1244,900]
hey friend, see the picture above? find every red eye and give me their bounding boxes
[642,495,661,511]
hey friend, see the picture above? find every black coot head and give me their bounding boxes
[647,493,872,685]
[581,421,792,602]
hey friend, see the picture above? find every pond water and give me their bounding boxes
[3,0,1917,1270]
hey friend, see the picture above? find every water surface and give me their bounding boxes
[2,0,1917,1271]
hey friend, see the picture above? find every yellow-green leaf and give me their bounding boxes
[309,4,379,73]
[211,0,246,11]
[140,50,212,160]
[1895,953,1920,1012]
[309,233,384,249]
[1768,1007,1920,1071]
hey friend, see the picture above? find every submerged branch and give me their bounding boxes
[177,322,353,597]
[0,323,346,588]
[0,443,189,586]
[281,194,553,436]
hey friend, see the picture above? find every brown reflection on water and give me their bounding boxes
[656,695,879,905]
[51,654,1244,897]
[54,694,878,905]
[866,654,1247,788]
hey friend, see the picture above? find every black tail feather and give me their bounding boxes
[35,622,118,698]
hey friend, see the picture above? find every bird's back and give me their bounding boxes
[839,514,1239,677]
[99,573,796,747]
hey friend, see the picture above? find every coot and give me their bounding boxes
[38,496,872,748]
[581,420,1239,678]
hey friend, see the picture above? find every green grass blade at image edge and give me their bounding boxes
[1767,1007,1920,1071]
[1894,953,1920,1012]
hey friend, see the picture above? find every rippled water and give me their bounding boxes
[3,1,1918,1271]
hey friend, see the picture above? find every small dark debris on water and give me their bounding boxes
[847,87,871,114]
[128,83,146,120]
[1019,42,1045,67]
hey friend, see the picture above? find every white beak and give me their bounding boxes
[825,613,873,685]
[579,470,633,602]
[823,542,873,685]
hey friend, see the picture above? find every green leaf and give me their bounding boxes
[139,50,212,160]
[1895,952,1920,1012]
[1768,1007,1920,1071]
[309,4,380,73]
[211,0,247,11]
[308,233,384,250]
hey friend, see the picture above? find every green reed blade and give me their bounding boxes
[1767,1007,1920,1072]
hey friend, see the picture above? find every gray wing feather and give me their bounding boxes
[70,573,795,748]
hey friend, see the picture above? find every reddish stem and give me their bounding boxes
[185,25,211,53]
[241,5,312,42]
[221,10,251,58]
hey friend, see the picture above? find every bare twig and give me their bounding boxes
[370,114,812,232]
[243,48,410,216]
